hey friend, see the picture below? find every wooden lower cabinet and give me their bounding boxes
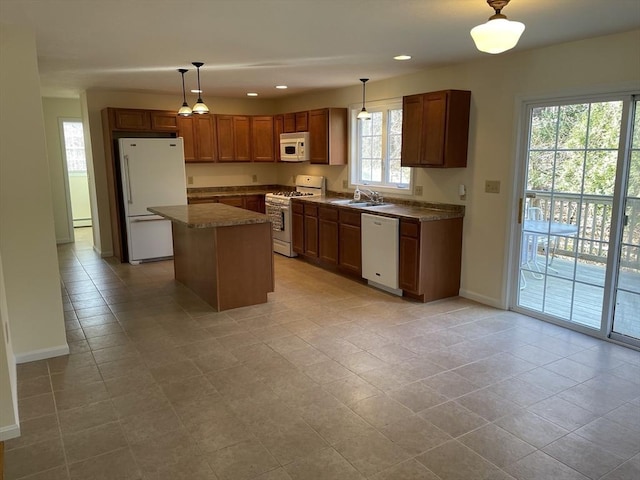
[399,218,463,302]
[338,209,362,276]
[188,194,265,213]
[319,206,339,265]
[303,204,319,258]
[292,202,304,254]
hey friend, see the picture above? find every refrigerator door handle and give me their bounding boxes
[124,154,133,204]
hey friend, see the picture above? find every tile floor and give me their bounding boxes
[4,228,640,480]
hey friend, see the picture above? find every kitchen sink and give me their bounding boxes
[329,199,391,207]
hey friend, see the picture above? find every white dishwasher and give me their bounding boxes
[361,213,401,295]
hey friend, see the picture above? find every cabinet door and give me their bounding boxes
[150,111,178,131]
[295,111,309,132]
[399,235,420,293]
[283,113,296,133]
[216,115,235,161]
[422,91,447,166]
[114,109,150,130]
[244,195,265,213]
[194,115,216,162]
[292,207,304,254]
[304,205,319,257]
[339,223,362,276]
[233,116,251,161]
[274,115,284,161]
[218,196,244,208]
[400,94,424,167]
[309,109,328,164]
[177,116,196,162]
[319,207,339,265]
[251,116,275,162]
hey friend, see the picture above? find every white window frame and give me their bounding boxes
[349,98,414,196]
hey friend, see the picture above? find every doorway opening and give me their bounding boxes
[60,120,92,229]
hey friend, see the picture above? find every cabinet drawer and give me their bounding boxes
[400,221,420,238]
[292,202,304,214]
[304,204,318,217]
[319,206,338,221]
[339,209,361,227]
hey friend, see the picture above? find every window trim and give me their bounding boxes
[349,98,414,196]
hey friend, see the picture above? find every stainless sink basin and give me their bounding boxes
[329,199,391,208]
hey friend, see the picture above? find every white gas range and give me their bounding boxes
[266,175,325,257]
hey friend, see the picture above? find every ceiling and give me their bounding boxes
[1,0,639,99]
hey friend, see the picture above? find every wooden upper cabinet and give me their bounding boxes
[283,111,308,133]
[177,115,216,162]
[308,108,347,165]
[216,115,251,162]
[233,116,251,161]
[401,90,471,168]
[113,109,151,130]
[274,115,284,161]
[251,116,275,162]
[150,111,179,131]
[216,115,235,161]
[177,116,196,162]
[194,115,216,162]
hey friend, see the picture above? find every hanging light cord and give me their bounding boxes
[361,78,368,110]
[180,69,188,104]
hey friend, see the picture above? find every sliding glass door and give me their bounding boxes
[611,99,640,345]
[514,94,639,345]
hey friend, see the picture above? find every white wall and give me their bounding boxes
[0,24,68,361]
[42,97,82,242]
[0,253,20,441]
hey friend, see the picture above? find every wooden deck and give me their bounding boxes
[518,254,640,339]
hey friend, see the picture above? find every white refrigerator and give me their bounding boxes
[119,138,187,264]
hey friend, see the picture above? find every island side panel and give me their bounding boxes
[216,222,274,311]
[172,222,221,309]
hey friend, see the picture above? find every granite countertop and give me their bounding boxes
[148,204,271,228]
[187,185,289,200]
[295,196,465,222]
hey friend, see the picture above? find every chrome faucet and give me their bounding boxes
[358,187,383,204]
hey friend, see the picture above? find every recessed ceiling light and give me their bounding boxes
[247,92,258,97]
[190,89,202,93]
[275,85,288,89]
[394,55,412,61]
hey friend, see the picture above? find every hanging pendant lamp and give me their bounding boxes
[470,0,525,54]
[357,78,371,120]
[191,62,210,114]
[177,69,192,116]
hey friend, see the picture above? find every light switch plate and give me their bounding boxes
[415,185,423,196]
[485,180,501,194]
[342,179,348,188]
[187,176,194,185]
[252,174,258,183]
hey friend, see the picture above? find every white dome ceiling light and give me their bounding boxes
[471,0,525,54]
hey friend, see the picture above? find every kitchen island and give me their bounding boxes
[148,204,274,311]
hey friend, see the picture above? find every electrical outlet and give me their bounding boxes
[342,180,348,189]
[415,185,423,196]
[187,176,194,185]
[485,180,501,194]
[252,174,258,183]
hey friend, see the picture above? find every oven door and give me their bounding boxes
[268,202,297,257]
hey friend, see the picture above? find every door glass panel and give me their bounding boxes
[518,100,623,331]
[612,100,640,340]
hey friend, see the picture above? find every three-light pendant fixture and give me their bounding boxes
[177,62,209,116]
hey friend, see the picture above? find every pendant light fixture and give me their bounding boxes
[177,68,192,117]
[191,62,209,114]
[357,78,372,120]
[470,0,525,54]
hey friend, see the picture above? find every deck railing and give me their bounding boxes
[528,192,639,269]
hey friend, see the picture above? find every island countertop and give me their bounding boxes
[148,204,271,228]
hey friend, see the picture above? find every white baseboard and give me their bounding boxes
[459,289,506,310]
[92,244,113,258]
[0,423,21,441]
[15,344,69,364]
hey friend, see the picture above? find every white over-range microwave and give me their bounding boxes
[280,132,310,162]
